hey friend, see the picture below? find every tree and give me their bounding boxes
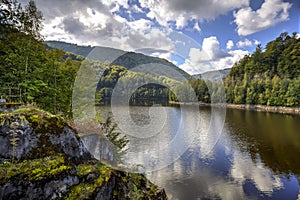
[20,0,43,40]
[0,0,23,29]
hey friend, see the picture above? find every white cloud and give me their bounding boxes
[201,36,229,60]
[236,39,262,48]
[126,28,174,51]
[179,49,248,74]
[236,38,252,48]
[22,0,176,52]
[127,18,152,32]
[213,49,249,69]
[139,0,249,29]
[234,0,292,36]
[151,52,173,62]
[131,4,143,13]
[179,36,246,74]
[193,22,201,32]
[254,39,261,45]
[226,40,234,50]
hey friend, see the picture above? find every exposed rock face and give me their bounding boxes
[0,122,91,163]
[0,108,168,200]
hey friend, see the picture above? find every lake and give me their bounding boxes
[96,105,300,199]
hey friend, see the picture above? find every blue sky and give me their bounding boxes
[20,0,299,74]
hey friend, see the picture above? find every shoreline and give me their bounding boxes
[168,101,300,115]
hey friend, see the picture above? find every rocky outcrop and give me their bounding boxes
[0,108,167,200]
[226,104,300,115]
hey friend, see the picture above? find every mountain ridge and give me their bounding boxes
[45,41,191,80]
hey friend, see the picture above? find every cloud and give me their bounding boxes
[226,40,234,50]
[236,39,262,48]
[230,152,283,194]
[19,0,176,51]
[201,36,229,60]
[213,49,249,69]
[254,39,261,45]
[179,36,247,74]
[236,38,252,48]
[193,22,201,32]
[139,0,249,28]
[234,0,292,36]
[179,47,248,74]
[150,52,173,62]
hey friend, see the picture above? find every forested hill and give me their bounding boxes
[193,68,231,81]
[224,32,300,107]
[46,41,191,80]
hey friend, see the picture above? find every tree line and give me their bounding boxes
[0,0,82,116]
[224,32,300,107]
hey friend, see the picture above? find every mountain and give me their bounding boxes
[45,41,191,80]
[192,68,231,81]
[46,41,94,57]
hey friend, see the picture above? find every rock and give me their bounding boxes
[0,108,168,200]
[0,110,91,163]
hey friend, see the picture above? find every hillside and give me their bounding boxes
[224,32,300,107]
[193,68,231,81]
[45,41,191,80]
[46,41,94,57]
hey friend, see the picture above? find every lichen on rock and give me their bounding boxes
[0,108,168,200]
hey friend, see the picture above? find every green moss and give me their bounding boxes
[65,176,106,200]
[64,163,112,200]
[0,107,165,199]
[76,165,96,177]
[0,107,69,136]
[0,155,72,182]
[75,162,111,178]
[29,114,39,123]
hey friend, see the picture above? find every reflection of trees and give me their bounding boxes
[226,109,300,175]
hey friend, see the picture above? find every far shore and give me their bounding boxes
[168,101,300,115]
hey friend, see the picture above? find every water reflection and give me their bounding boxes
[97,106,300,199]
[226,109,300,175]
[230,151,283,195]
[143,107,300,200]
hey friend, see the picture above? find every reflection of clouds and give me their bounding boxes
[196,108,225,159]
[147,158,249,200]
[208,180,246,200]
[230,151,283,194]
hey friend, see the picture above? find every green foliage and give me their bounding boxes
[188,79,210,103]
[224,32,300,107]
[0,0,81,117]
[95,65,179,105]
[95,114,128,164]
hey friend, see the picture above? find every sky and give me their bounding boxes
[20,0,300,74]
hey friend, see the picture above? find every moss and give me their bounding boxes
[75,162,111,177]
[76,164,97,177]
[0,155,72,182]
[29,114,39,123]
[64,163,112,200]
[0,107,167,199]
[0,107,69,136]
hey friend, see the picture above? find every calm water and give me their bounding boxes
[99,105,300,199]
